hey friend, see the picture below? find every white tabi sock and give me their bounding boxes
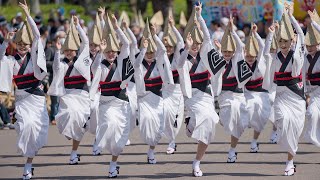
[24,163,32,173]
[251,139,258,147]
[169,141,176,149]
[192,160,201,171]
[109,161,117,171]
[229,148,236,156]
[148,149,155,159]
[71,150,78,158]
[286,160,294,170]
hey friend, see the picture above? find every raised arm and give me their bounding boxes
[19,2,40,39]
[153,34,166,57]
[196,3,210,44]
[264,31,273,56]
[134,48,146,68]
[231,27,245,54]
[289,13,304,45]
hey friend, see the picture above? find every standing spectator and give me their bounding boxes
[0,92,14,130]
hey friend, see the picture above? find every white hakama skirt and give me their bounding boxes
[162,84,184,142]
[138,92,164,146]
[87,92,100,135]
[185,89,218,145]
[96,97,131,156]
[14,89,49,157]
[127,82,138,132]
[218,91,249,139]
[56,89,91,141]
[304,87,320,147]
[245,91,271,133]
[274,88,306,155]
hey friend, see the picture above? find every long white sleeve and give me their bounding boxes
[197,13,210,44]
[0,41,8,61]
[134,48,146,68]
[27,16,40,39]
[153,34,166,58]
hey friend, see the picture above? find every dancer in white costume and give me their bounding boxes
[48,16,92,165]
[122,13,140,146]
[215,15,252,163]
[87,7,105,156]
[162,15,185,154]
[0,1,49,179]
[262,6,306,176]
[264,22,281,144]
[243,24,271,153]
[303,10,320,147]
[92,13,133,178]
[176,3,227,176]
[133,19,174,164]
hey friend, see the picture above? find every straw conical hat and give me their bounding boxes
[271,31,279,50]
[140,18,157,53]
[245,29,259,56]
[313,9,320,25]
[88,13,103,45]
[278,11,294,41]
[179,11,187,27]
[162,23,177,47]
[190,25,203,44]
[105,33,120,52]
[118,11,130,27]
[150,11,164,26]
[221,24,236,52]
[103,13,118,41]
[13,19,33,44]
[62,16,81,51]
[163,7,174,33]
[305,22,320,46]
[183,7,196,40]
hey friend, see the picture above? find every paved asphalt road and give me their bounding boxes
[0,122,319,179]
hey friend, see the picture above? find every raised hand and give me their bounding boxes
[213,39,221,50]
[122,20,128,29]
[268,25,275,33]
[186,33,193,50]
[98,6,105,19]
[229,14,234,29]
[110,14,119,29]
[195,1,202,15]
[4,31,15,42]
[100,39,107,51]
[252,23,257,33]
[55,37,62,50]
[18,0,30,17]
[73,15,79,26]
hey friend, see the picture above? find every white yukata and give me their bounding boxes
[92,28,133,156]
[48,24,92,142]
[0,16,48,157]
[262,15,306,155]
[134,35,174,147]
[303,20,320,147]
[218,29,253,139]
[125,26,139,132]
[244,32,271,133]
[176,14,225,145]
[162,25,185,145]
